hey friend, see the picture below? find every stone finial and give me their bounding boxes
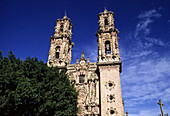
[76,58,79,64]
[126,110,128,116]
[63,15,67,19]
[87,57,89,63]
[104,9,108,13]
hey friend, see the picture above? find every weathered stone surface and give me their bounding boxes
[47,10,124,116]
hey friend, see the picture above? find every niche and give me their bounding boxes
[105,41,111,54]
[56,46,60,58]
[104,18,109,26]
[79,75,85,83]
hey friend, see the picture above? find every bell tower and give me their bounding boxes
[96,9,124,116]
[96,9,120,62]
[47,15,74,67]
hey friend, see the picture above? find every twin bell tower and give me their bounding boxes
[47,9,124,116]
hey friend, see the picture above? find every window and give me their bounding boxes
[60,24,63,32]
[105,41,111,54]
[79,75,85,83]
[56,46,60,58]
[104,18,109,26]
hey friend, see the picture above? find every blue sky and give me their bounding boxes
[1,0,170,115]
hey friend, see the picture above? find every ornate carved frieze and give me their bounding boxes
[66,52,99,116]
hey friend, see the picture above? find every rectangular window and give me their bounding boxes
[79,75,85,83]
[60,24,63,32]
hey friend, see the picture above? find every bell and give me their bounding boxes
[106,43,110,50]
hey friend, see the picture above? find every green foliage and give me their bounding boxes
[0,51,78,116]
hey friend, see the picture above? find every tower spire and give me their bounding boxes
[96,9,120,62]
[104,5,107,10]
[47,14,73,67]
[104,0,108,12]
[63,10,68,19]
[65,10,67,17]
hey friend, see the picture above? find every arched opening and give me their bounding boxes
[105,41,111,54]
[60,24,63,32]
[68,25,71,30]
[104,18,109,26]
[56,46,60,58]
[110,110,115,116]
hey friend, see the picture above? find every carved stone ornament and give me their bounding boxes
[115,40,118,49]
[51,40,55,44]
[80,52,86,61]
[106,107,118,115]
[107,94,115,103]
[76,85,87,104]
[105,81,116,90]
[89,73,98,81]
[55,40,62,45]
[80,60,86,66]
[76,85,88,116]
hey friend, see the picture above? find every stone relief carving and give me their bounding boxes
[115,40,118,49]
[55,40,62,45]
[105,80,116,91]
[106,107,118,115]
[89,73,98,81]
[76,85,87,104]
[69,63,99,115]
[107,94,115,103]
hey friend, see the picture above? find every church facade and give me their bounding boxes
[47,9,124,116]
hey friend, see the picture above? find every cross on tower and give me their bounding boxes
[158,99,164,116]
[65,10,67,16]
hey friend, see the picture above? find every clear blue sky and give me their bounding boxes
[1,0,170,115]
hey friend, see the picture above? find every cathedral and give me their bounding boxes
[47,9,124,116]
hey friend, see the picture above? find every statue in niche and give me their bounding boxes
[77,85,87,104]
[76,85,88,115]
[91,81,96,103]
[81,51,85,60]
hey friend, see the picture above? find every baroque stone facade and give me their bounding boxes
[47,9,124,116]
